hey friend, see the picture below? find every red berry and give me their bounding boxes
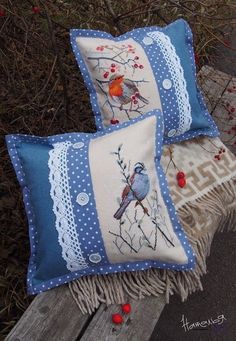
[32,6,40,14]
[96,47,100,51]
[111,63,115,67]
[223,40,230,47]
[230,107,235,113]
[111,68,115,73]
[115,119,119,124]
[110,119,118,125]
[0,9,6,16]
[194,53,200,65]
[227,88,232,93]
[112,314,123,325]
[134,56,139,60]
[121,303,131,314]
[103,72,109,78]
[176,171,185,180]
[131,95,136,100]
[139,65,144,69]
[178,178,186,188]
[134,64,138,68]
[222,149,225,153]
[100,47,104,51]
[133,100,138,104]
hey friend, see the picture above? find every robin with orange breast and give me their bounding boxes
[108,74,149,110]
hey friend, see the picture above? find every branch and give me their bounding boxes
[112,238,125,255]
[104,0,124,34]
[137,223,155,250]
[109,230,138,253]
[87,56,135,68]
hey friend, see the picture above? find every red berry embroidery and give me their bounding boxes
[110,119,117,124]
[112,314,123,325]
[121,303,131,314]
[103,72,109,78]
[139,65,144,69]
[134,64,139,68]
[111,63,116,67]
[110,119,119,125]
[178,178,186,188]
[176,171,185,180]
[111,68,115,73]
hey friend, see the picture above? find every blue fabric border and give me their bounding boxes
[6,109,195,295]
[70,19,219,144]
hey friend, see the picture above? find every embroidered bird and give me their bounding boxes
[114,162,150,220]
[108,74,149,109]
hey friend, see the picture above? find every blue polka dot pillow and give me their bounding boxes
[70,19,219,144]
[6,110,195,294]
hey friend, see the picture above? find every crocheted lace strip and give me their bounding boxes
[147,31,192,136]
[48,141,88,271]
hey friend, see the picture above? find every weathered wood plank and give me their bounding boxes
[198,65,231,113]
[5,285,91,341]
[79,295,166,341]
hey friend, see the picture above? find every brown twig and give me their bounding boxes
[41,2,69,122]
[104,0,123,34]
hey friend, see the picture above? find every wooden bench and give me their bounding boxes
[6,67,235,341]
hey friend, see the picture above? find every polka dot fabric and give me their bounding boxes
[6,110,195,295]
[70,18,219,144]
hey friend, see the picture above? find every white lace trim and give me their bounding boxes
[147,31,192,136]
[48,141,88,272]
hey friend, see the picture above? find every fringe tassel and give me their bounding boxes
[69,177,236,314]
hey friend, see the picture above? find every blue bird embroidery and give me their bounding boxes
[114,162,150,220]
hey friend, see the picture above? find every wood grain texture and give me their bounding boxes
[5,285,91,341]
[79,295,166,341]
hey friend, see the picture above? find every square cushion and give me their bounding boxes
[70,19,219,144]
[6,110,195,294]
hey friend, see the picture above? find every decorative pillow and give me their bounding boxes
[70,19,219,144]
[6,110,195,295]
